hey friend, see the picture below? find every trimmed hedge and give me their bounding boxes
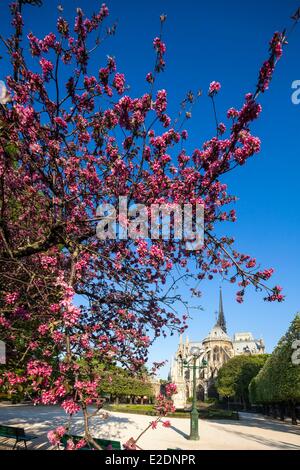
[249,314,300,423]
[105,404,238,420]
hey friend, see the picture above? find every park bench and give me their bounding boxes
[60,434,122,450]
[0,424,38,449]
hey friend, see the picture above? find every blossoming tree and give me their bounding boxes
[0,0,296,449]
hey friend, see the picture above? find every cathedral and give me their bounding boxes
[169,289,265,408]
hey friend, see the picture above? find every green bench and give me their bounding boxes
[60,434,122,450]
[0,424,38,449]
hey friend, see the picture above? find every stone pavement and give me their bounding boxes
[0,403,299,450]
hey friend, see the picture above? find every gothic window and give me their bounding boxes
[213,346,219,362]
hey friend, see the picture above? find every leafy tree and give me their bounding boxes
[79,362,155,403]
[217,354,269,408]
[249,314,300,423]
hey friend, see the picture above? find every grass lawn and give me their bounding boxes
[104,403,239,420]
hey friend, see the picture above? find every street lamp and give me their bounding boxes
[181,346,207,441]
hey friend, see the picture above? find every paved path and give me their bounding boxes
[0,404,299,450]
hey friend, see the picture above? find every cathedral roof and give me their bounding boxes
[203,324,232,343]
[202,288,231,343]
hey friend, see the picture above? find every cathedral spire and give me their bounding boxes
[216,287,227,333]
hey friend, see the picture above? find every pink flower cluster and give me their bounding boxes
[153,37,166,72]
[153,37,166,54]
[3,372,25,388]
[208,81,221,96]
[27,360,52,378]
[264,285,284,302]
[257,32,284,92]
[113,73,125,95]
[257,60,274,92]
[150,419,171,429]
[61,398,81,415]
[154,89,167,116]
[123,437,139,450]
[165,383,177,397]
[62,304,81,326]
[39,58,53,81]
[66,438,87,450]
[4,292,19,304]
[270,31,284,59]
[47,426,66,446]
[155,396,176,417]
[38,324,49,335]
[74,379,100,403]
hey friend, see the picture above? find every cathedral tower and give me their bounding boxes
[216,287,227,333]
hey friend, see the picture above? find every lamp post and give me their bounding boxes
[181,346,207,441]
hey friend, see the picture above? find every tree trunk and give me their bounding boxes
[271,404,278,419]
[290,402,297,425]
[279,403,285,421]
[82,403,103,450]
[241,395,247,411]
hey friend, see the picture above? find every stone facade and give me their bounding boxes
[169,289,265,408]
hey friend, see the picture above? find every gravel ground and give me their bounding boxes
[0,403,299,450]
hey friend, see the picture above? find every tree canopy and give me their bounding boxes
[98,365,155,400]
[216,354,269,405]
[249,314,300,405]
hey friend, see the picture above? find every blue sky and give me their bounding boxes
[1,0,300,377]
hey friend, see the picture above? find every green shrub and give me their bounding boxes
[249,314,300,406]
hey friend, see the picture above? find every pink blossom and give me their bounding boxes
[27,360,52,378]
[47,425,66,446]
[47,430,60,446]
[153,37,166,54]
[181,130,188,140]
[75,438,87,449]
[39,58,53,80]
[38,324,49,336]
[41,390,57,405]
[146,72,154,83]
[208,81,221,96]
[165,383,177,396]
[61,399,81,415]
[162,420,171,428]
[5,292,19,304]
[113,73,125,94]
[227,107,239,119]
[123,438,138,450]
[54,117,68,129]
[66,439,76,450]
[154,89,167,115]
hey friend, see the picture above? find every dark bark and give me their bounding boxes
[279,403,285,421]
[271,404,278,419]
[290,402,297,425]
